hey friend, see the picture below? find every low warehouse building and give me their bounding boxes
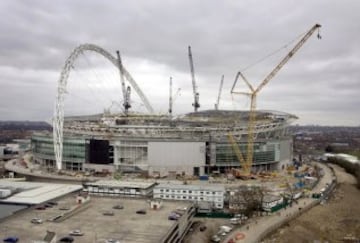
[153,184,225,209]
[82,180,156,198]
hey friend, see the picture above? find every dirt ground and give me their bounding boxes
[264,163,360,243]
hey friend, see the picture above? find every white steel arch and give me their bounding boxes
[53,43,154,170]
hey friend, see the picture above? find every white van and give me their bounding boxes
[230,218,240,225]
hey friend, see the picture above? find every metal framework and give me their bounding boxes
[188,46,200,112]
[215,75,224,110]
[53,43,154,170]
[231,24,321,175]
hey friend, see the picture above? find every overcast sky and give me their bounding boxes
[0,0,359,126]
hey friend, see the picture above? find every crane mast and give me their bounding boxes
[169,77,173,115]
[231,23,321,176]
[116,51,131,114]
[125,86,131,111]
[188,46,200,112]
[215,75,224,110]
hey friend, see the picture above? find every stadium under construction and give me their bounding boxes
[31,23,322,178]
[32,109,296,177]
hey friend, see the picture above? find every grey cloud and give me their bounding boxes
[0,0,359,125]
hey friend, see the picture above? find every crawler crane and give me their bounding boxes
[230,24,322,177]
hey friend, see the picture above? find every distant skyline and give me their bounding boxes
[0,0,359,126]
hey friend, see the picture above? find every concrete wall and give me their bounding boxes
[148,141,206,176]
[277,138,293,170]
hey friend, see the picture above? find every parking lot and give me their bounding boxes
[183,217,235,243]
[0,194,190,243]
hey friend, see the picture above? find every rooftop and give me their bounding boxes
[0,179,82,205]
[85,180,156,189]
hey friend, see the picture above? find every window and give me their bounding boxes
[160,189,164,192]
[166,189,169,192]
[183,190,187,193]
[189,190,192,194]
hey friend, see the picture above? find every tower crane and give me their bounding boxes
[116,50,131,115]
[188,46,200,112]
[125,86,131,111]
[230,23,322,176]
[215,75,224,110]
[169,77,181,116]
[169,76,173,115]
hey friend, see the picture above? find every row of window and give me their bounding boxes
[86,187,141,193]
[157,189,222,195]
[156,194,223,202]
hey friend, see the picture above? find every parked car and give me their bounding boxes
[136,209,146,214]
[43,203,53,208]
[46,201,58,206]
[168,212,180,220]
[211,235,221,242]
[229,218,240,225]
[3,237,18,243]
[58,236,74,242]
[35,205,46,210]
[69,229,84,236]
[105,239,120,243]
[30,218,43,224]
[220,225,232,233]
[113,204,124,210]
[59,205,70,210]
[103,211,115,216]
[199,225,207,232]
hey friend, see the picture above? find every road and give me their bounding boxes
[222,162,334,243]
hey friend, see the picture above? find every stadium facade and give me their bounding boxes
[31,110,296,177]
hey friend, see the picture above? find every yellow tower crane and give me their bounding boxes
[230,23,322,176]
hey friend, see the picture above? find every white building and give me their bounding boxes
[262,194,284,212]
[83,180,156,198]
[153,184,225,209]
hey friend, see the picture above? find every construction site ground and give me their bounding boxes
[263,163,360,243]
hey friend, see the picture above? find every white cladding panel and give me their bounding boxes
[148,141,205,167]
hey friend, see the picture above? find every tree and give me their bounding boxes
[325,145,334,153]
